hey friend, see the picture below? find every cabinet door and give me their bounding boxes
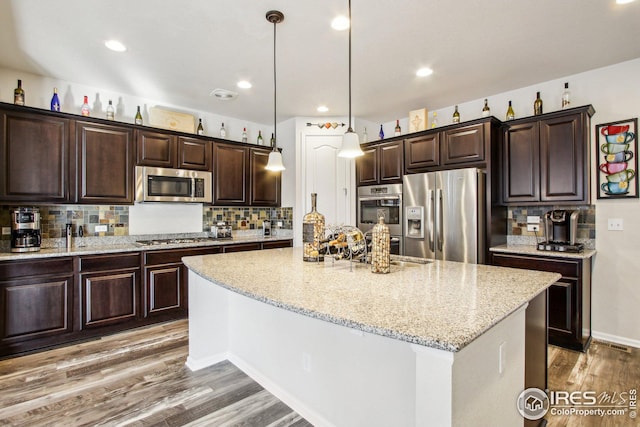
[404,133,439,172]
[76,121,135,204]
[0,110,72,202]
[81,270,139,328]
[250,148,280,206]
[212,143,248,205]
[502,121,540,203]
[178,136,211,171]
[144,264,185,317]
[548,279,577,340]
[379,141,403,183]
[136,130,176,167]
[442,123,485,165]
[356,147,378,186]
[540,113,587,203]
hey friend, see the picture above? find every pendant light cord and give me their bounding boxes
[273,18,277,150]
[347,0,353,133]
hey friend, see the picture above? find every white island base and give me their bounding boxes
[186,270,528,427]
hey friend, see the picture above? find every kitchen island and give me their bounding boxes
[183,247,560,427]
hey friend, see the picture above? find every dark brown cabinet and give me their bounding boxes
[442,123,485,165]
[250,148,281,206]
[404,133,439,172]
[76,121,135,204]
[0,258,74,357]
[502,105,594,205]
[0,109,73,203]
[492,252,592,351]
[356,140,403,186]
[213,142,248,205]
[178,136,211,171]
[79,253,140,329]
[136,130,211,171]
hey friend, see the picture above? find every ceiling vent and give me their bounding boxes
[209,88,239,100]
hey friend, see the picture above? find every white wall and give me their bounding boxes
[380,58,640,347]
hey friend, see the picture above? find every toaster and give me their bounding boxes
[211,223,232,239]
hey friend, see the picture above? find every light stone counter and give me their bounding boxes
[183,247,560,352]
[491,244,596,260]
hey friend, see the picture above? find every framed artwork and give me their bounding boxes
[596,117,638,199]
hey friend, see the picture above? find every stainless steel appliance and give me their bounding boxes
[403,168,486,263]
[11,207,41,253]
[538,210,583,252]
[210,223,232,239]
[357,184,402,255]
[135,166,212,203]
[263,220,271,236]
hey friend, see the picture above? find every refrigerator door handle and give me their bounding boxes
[427,189,435,251]
[436,188,444,251]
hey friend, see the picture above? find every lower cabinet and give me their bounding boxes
[0,258,74,357]
[492,253,592,351]
[79,253,141,329]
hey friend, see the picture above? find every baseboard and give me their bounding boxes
[185,352,229,372]
[227,353,335,427]
[592,330,640,349]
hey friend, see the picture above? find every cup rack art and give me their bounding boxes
[319,224,368,270]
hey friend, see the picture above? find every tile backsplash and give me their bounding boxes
[0,205,293,239]
[508,205,596,246]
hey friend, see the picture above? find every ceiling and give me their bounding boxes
[1,0,639,125]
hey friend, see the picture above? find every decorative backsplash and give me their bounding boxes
[0,205,293,239]
[508,205,596,240]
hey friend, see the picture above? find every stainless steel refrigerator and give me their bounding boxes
[403,168,485,263]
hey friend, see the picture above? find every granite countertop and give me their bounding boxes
[183,247,560,352]
[0,232,293,262]
[490,244,596,260]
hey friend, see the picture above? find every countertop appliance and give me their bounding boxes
[538,210,583,253]
[210,223,232,239]
[135,166,212,203]
[11,207,41,253]
[357,184,402,255]
[403,168,485,263]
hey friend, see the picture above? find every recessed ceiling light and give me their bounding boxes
[237,80,252,89]
[416,67,434,77]
[105,40,127,52]
[317,105,329,113]
[209,88,239,100]
[616,0,635,4]
[331,15,350,31]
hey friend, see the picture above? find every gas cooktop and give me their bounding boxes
[537,241,584,253]
[135,237,226,246]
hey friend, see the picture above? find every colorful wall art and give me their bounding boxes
[596,118,638,199]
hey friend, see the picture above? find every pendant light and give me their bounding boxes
[265,10,286,171]
[338,0,363,158]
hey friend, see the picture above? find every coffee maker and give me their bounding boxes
[538,209,583,252]
[11,207,41,252]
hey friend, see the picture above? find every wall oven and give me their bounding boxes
[135,166,212,203]
[357,184,403,255]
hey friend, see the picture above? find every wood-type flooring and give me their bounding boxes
[0,320,311,427]
[1,319,638,426]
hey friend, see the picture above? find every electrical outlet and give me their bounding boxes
[526,216,540,224]
[302,353,312,372]
[277,221,283,227]
[527,224,539,232]
[607,218,623,231]
[95,225,108,232]
[1,227,10,235]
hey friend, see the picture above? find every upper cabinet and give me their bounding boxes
[0,109,73,203]
[356,140,403,186]
[501,105,594,205]
[249,148,281,206]
[76,121,135,204]
[136,130,211,171]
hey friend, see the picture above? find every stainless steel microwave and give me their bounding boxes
[135,166,212,203]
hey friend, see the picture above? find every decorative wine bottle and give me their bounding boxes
[452,105,460,124]
[506,101,515,121]
[270,133,275,147]
[197,119,204,135]
[302,193,325,262]
[50,88,61,112]
[220,123,226,138]
[482,99,491,117]
[562,82,571,109]
[371,217,390,274]
[81,96,90,116]
[257,130,264,145]
[14,80,25,106]
[106,100,115,120]
[242,127,248,143]
[431,112,438,128]
[363,127,368,143]
[533,92,543,116]
[394,120,401,136]
[379,124,384,140]
[135,106,143,125]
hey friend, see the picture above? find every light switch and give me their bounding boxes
[607,218,623,231]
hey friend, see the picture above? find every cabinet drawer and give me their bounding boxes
[224,243,261,253]
[0,257,73,279]
[262,240,293,250]
[79,253,140,272]
[144,246,222,265]
[492,253,579,278]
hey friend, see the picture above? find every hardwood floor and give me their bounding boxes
[1,320,638,427]
[0,320,312,427]
[546,341,640,427]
